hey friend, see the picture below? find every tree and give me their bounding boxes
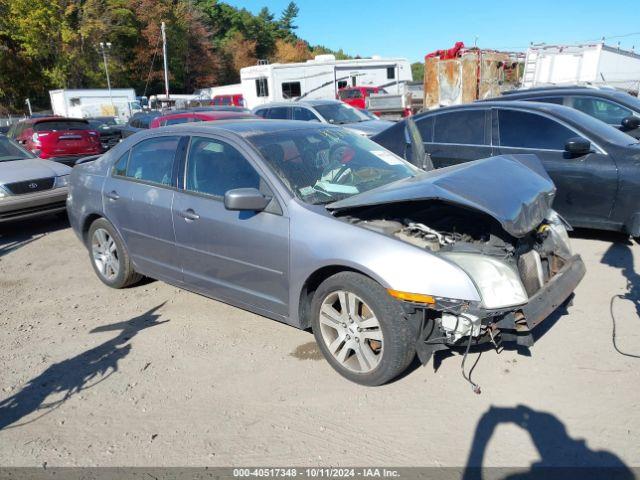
[273,39,311,63]
[277,2,299,40]
[411,62,424,82]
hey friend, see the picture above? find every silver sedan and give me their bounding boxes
[67,120,584,386]
[0,135,71,223]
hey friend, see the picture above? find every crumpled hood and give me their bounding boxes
[327,154,556,238]
[0,159,71,184]
[343,119,394,137]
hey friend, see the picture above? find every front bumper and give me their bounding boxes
[42,156,100,167]
[413,254,586,363]
[515,254,585,330]
[0,187,69,223]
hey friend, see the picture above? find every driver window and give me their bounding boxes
[185,137,261,198]
[570,97,632,125]
[498,110,578,150]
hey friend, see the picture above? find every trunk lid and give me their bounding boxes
[327,154,556,238]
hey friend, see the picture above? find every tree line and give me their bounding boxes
[0,0,352,114]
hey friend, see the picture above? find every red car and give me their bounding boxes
[337,86,386,109]
[8,117,102,166]
[149,110,258,129]
[211,94,245,108]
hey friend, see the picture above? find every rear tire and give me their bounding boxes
[310,272,415,386]
[88,218,142,289]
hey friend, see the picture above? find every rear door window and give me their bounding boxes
[125,136,181,186]
[265,107,290,120]
[292,107,317,121]
[433,110,486,145]
[498,109,578,150]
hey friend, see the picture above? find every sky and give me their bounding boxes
[224,0,640,62]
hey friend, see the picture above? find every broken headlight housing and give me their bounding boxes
[441,252,528,309]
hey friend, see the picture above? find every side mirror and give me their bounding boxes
[620,115,640,131]
[224,188,270,212]
[564,137,591,157]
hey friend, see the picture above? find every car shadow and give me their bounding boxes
[599,235,640,359]
[461,405,634,480]
[0,304,168,430]
[0,214,69,258]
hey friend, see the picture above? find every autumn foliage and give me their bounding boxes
[0,1,350,112]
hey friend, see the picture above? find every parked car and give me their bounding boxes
[7,117,102,166]
[337,86,386,109]
[149,110,258,128]
[184,105,251,114]
[118,111,163,138]
[0,134,71,222]
[498,86,640,139]
[67,120,584,386]
[87,116,123,151]
[212,94,245,108]
[372,100,640,236]
[253,100,393,137]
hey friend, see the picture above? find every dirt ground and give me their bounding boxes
[0,215,639,469]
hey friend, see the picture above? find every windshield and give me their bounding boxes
[88,118,118,129]
[248,127,419,205]
[0,136,34,162]
[313,103,371,125]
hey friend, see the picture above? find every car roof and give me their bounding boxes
[424,99,586,120]
[21,116,87,124]
[138,119,337,140]
[502,86,622,97]
[156,110,256,121]
[254,99,343,109]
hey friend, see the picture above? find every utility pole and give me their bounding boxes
[99,42,114,108]
[161,22,170,103]
[25,98,32,116]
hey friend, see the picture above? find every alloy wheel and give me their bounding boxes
[91,228,120,281]
[318,290,383,373]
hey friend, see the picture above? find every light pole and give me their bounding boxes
[99,42,114,109]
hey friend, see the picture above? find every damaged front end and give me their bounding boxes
[338,203,585,367]
[326,154,585,368]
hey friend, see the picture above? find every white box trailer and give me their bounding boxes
[240,55,412,109]
[523,43,640,92]
[49,88,139,121]
[197,83,243,99]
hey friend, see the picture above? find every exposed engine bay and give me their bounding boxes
[338,200,576,362]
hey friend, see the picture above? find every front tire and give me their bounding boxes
[311,272,415,386]
[88,218,142,289]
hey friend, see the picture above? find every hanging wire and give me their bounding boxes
[143,30,162,98]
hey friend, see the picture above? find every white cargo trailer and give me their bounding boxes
[523,43,640,92]
[49,88,139,120]
[240,55,412,109]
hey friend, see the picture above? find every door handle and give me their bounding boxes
[180,208,200,221]
[105,190,119,201]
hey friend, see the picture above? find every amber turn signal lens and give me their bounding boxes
[387,289,435,304]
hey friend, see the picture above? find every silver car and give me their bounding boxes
[252,99,393,137]
[67,120,584,386]
[0,135,71,222]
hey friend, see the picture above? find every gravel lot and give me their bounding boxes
[0,215,639,469]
